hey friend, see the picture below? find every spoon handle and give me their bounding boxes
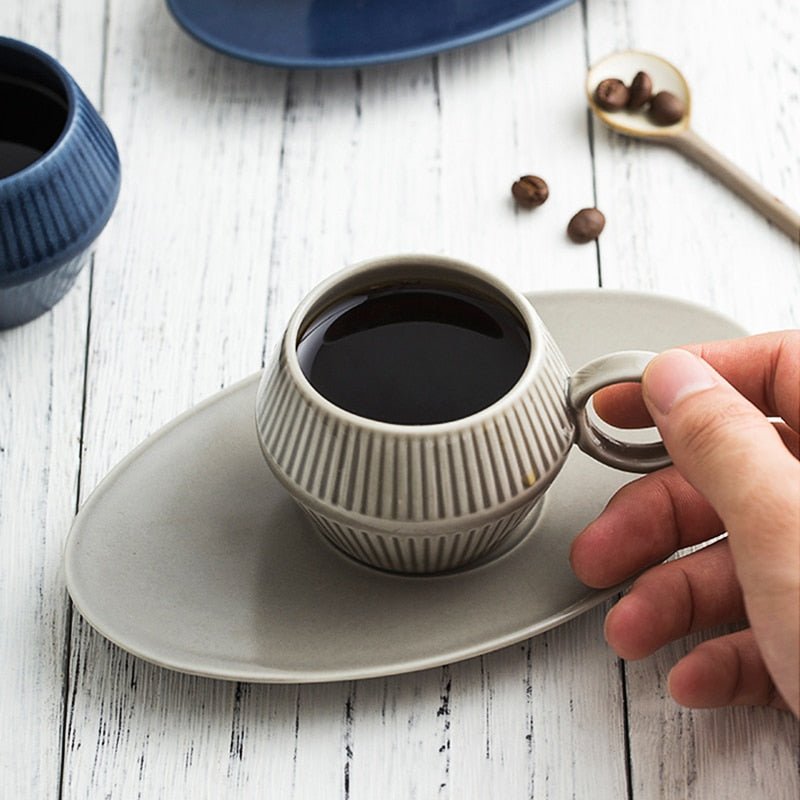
[673,129,800,243]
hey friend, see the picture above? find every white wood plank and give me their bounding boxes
[61,0,289,794]
[348,608,627,800]
[57,2,628,797]
[0,280,86,797]
[429,14,628,798]
[626,630,800,800]
[444,606,627,800]
[261,57,445,350]
[76,3,288,467]
[587,0,800,332]
[587,1,800,797]
[9,0,800,796]
[436,7,602,294]
[0,0,105,795]
[347,668,452,798]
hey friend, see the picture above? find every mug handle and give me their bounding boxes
[567,350,672,473]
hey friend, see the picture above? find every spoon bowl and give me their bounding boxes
[586,50,691,139]
[586,49,799,242]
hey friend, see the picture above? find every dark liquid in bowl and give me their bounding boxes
[296,284,531,425]
[0,77,68,178]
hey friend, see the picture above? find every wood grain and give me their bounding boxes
[587,0,800,797]
[59,0,631,796]
[0,0,105,795]
[1,0,798,796]
[586,0,800,333]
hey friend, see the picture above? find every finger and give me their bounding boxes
[668,629,791,711]
[689,331,800,429]
[570,423,799,588]
[642,347,800,714]
[593,382,653,429]
[570,466,722,589]
[603,540,744,660]
[642,347,800,573]
[594,330,800,430]
[775,421,800,458]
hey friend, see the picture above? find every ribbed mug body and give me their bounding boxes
[256,257,577,574]
[0,37,120,328]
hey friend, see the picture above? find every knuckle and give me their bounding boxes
[773,330,800,425]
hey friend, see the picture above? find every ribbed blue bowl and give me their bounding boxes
[0,37,120,329]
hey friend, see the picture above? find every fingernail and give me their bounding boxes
[643,349,718,416]
[602,607,613,643]
[602,599,622,643]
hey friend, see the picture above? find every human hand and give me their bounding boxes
[569,332,800,715]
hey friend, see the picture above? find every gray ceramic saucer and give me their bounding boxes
[64,290,745,683]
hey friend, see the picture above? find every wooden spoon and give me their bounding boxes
[586,50,800,243]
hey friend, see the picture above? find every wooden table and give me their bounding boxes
[2,0,798,796]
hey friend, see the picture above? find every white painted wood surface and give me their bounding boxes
[1,0,797,797]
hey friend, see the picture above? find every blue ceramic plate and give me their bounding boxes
[166,0,576,69]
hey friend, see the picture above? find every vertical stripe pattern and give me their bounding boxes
[0,50,120,328]
[256,324,576,574]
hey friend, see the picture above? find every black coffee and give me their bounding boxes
[0,77,68,179]
[296,283,531,425]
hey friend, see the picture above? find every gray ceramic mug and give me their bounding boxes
[255,255,670,574]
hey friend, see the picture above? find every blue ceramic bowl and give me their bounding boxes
[0,37,120,329]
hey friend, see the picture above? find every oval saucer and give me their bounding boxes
[64,290,745,683]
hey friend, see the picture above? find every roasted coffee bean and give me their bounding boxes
[511,175,549,208]
[567,208,605,243]
[594,78,629,111]
[627,71,653,110]
[649,90,685,125]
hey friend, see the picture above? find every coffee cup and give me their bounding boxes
[0,37,120,329]
[255,255,669,574]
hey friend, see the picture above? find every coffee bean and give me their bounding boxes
[649,90,685,125]
[594,78,629,112]
[567,208,605,243]
[627,71,653,110]
[511,175,549,208]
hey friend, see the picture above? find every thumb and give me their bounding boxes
[642,348,800,712]
[641,348,799,549]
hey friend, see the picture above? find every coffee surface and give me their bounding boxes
[296,285,531,425]
[0,77,68,179]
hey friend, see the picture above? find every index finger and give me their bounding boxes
[593,331,800,430]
